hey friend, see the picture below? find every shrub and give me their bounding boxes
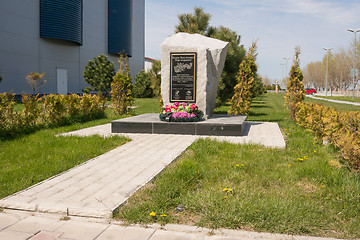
[228,41,258,115]
[0,93,107,139]
[111,55,133,115]
[295,102,360,170]
[284,47,305,120]
[133,70,153,98]
[83,54,115,96]
[21,94,41,127]
[148,60,161,97]
[25,72,49,94]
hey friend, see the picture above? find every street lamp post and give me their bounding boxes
[283,57,290,80]
[348,28,360,99]
[323,48,332,97]
[280,63,285,86]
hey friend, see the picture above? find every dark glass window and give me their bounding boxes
[40,0,83,45]
[108,0,132,56]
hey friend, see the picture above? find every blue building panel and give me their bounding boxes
[40,0,83,45]
[108,0,132,56]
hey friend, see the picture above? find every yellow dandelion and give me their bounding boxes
[223,188,228,192]
[228,188,233,192]
[287,133,290,135]
[230,194,233,196]
[288,164,292,167]
[224,196,227,199]
[236,164,240,167]
[241,164,245,167]
[320,185,325,188]
[314,150,317,153]
[285,129,287,131]
[160,214,166,217]
[149,212,156,217]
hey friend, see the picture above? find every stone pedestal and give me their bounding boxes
[160,33,228,119]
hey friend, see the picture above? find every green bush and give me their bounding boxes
[83,54,115,96]
[228,42,258,115]
[295,102,360,170]
[111,55,133,115]
[133,70,153,98]
[0,93,106,139]
[284,47,305,120]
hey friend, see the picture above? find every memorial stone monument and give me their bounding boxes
[160,33,229,119]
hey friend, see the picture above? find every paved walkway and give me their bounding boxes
[0,209,344,240]
[307,95,360,106]
[0,121,346,240]
[0,121,285,219]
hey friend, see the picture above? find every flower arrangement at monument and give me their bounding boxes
[159,102,204,122]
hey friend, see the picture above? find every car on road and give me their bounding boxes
[305,88,316,95]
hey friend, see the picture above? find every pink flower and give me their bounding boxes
[174,102,180,107]
[190,113,196,117]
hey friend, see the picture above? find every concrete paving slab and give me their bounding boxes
[0,230,33,240]
[150,229,205,240]
[6,215,65,234]
[0,212,19,230]
[55,220,110,240]
[96,225,156,240]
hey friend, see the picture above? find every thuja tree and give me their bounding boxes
[228,41,258,115]
[83,54,115,96]
[284,46,305,120]
[111,55,133,115]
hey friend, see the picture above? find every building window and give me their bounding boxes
[108,0,132,56]
[40,0,83,45]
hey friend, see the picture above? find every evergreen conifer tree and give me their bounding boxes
[228,41,258,115]
[83,54,115,96]
[284,46,305,120]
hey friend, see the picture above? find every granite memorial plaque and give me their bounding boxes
[170,52,197,102]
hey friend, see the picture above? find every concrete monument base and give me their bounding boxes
[111,113,247,136]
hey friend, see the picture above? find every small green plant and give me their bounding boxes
[148,60,161,97]
[111,55,133,115]
[284,46,305,120]
[228,41,258,115]
[83,54,115,96]
[133,70,153,98]
[25,72,49,94]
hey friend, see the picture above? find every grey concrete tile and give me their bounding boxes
[0,213,19,230]
[150,229,205,240]
[0,230,33,240]
[6,215,65,234]
[55,220,110,240]
[96,225,155,240]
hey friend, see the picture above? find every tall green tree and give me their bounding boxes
[174,8,246,105]
[284,46,305,120]
[175,7,211,35]
[133,70,153,98]
[209,26,246,104]
[228,41,258,115]
[83,54,115,96]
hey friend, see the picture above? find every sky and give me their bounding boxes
[145,0,360,83]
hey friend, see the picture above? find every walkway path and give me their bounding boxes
[0,209,344,240]
[0,122,285,218]
[307,95,360,106]
[0,121,346,240]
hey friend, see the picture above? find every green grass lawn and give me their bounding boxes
[114,93,360,239]
[315,95,360,103]
[0,98,160,199]
[306,96,360,112]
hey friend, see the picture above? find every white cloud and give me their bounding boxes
[145,0,360,80]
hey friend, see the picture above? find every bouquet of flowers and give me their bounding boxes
[159,102,204,122]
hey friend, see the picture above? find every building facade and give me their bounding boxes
[0,0,145,94]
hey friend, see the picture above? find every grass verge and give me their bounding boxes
[0,98,160,198]
[114,93,360,239]
[305,96,360,112]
